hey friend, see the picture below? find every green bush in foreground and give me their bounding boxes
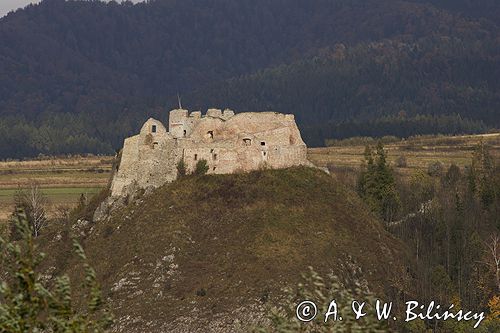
[0,209,113,333]
[255,266,387,333]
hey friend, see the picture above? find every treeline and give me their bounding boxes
[0,114,118,158]
[398,144,500,329]
[307,114,487,146]
[0,0,499,157]
[353,141,500,331]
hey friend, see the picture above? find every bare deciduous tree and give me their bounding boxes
[485,234,500,292]
[14,181,48,237]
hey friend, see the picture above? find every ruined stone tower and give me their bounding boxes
[110,108,311,197]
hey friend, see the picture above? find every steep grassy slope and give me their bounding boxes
[40,167,407,332]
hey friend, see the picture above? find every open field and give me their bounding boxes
[0,156,114,221]
[308,133,500,178]
[0,133,499,221]
[0,156,113,188]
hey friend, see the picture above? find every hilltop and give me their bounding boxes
[1,0,500,156]
[39,167,407,332]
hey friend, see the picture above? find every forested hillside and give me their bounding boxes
[410,0,500,22]
[187,37,499,145]
[0,0,499,157]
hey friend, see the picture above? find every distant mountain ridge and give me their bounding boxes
[0,0,499,157]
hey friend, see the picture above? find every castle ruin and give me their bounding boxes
[110,108,311,197]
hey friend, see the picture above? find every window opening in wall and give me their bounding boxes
[152,125,157,133]
[207,131,214,139]
[153,142,158,149]
[263,151,267,157]
[213,154,217,160]
[261,141,266,146]
[194,154,198,160]
[243,138,251,146]
[183,130,186,137]
[213,167,216,171]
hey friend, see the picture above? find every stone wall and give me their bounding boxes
[110,109,312,197]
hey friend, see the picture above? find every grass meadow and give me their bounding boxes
[0,156,113,221]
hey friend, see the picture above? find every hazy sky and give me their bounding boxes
[0,0,143,17]
[0,0,40,17]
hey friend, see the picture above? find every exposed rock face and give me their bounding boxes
[110,108,312,197]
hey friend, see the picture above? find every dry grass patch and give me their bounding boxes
[309,133,500,179]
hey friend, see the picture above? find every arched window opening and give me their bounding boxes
[243,138,252,146]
